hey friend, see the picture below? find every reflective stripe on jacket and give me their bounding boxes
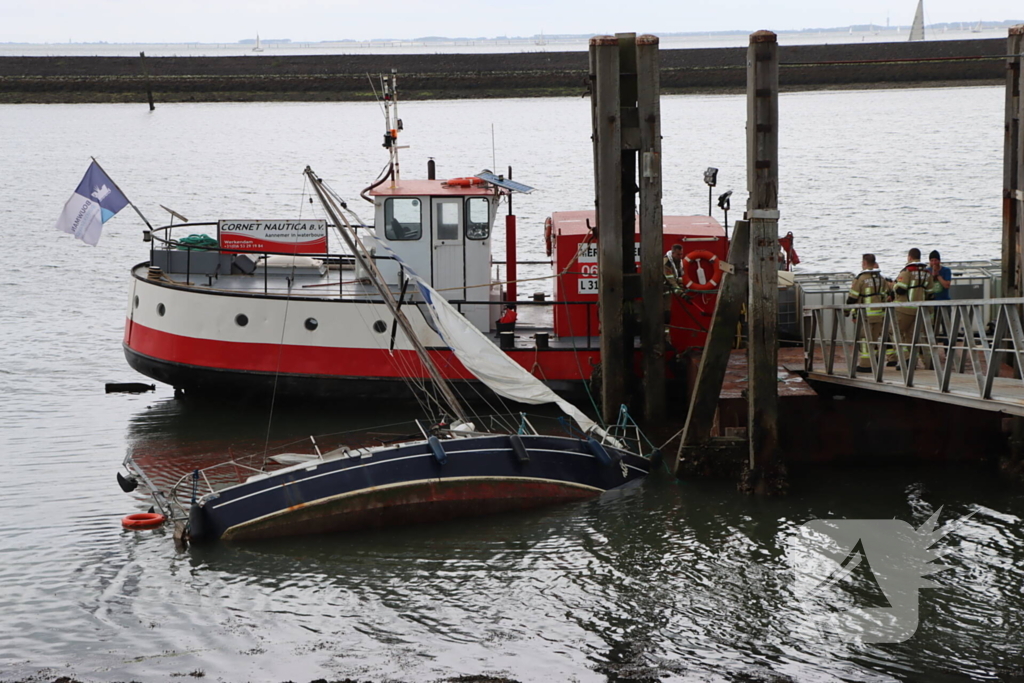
[893,262,938,313]
[848,269,889,317]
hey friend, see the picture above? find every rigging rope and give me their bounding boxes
[261,271,296,470]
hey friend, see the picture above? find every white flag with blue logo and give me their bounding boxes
[55,161,130,246]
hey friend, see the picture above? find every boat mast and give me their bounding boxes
[304,166,469,424]
[382,71,402,187]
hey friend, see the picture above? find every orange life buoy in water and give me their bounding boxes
[681,250,722,291]
[544,217,554,257]
[446,177,486,187]
[122,512,166,529]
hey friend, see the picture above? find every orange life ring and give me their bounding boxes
[445,177,486,187]
[681,249,722,291]
[544,217,554,257]
[122,512,166,530]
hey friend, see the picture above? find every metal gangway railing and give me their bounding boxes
[802,298,1024,414]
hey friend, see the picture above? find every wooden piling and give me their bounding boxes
[139,51,155,111]
[618,33,640,405]
[1004,26,1024,472]
[590,35,626,423]
[1002,26,1023,297]
[637,35,665,423]
[744,31,785,494]
[674,219,750,475]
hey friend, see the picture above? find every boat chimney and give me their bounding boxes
[505,165,517,303]
[427,158,436,180]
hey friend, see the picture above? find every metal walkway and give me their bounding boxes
[799,298,1024,416]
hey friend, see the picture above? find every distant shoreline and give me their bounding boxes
[0,38,1008,104]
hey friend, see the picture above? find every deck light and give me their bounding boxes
[704,167,718,215]
[718,190,733,231]
[717,190,732,210]
[704,167,718,187]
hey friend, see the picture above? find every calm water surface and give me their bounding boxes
[1,88,1022,682]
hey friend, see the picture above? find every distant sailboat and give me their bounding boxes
[252,33,264,52]
[908,0,925,41]
[971,20,983,33]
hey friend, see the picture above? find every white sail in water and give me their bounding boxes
[909,0,925,41]
[413,277,607,437]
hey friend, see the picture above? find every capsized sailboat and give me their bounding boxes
[119,166,658,542]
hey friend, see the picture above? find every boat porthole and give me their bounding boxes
[305,318,318,331]
[157,303,166,317]
[373,320,387,333]
[235,314,249,327]
[133,295,139,309]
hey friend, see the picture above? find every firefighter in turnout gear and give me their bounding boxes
[847,254,893,372]
[893,247,942,368]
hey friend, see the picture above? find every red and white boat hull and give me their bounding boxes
[124,268,600,400]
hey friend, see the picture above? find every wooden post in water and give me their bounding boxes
[589,33,666,424]
[590,35,625,423]
[618,33,640,412]
[139,51,156,111]
[1004,26,1024,466]
[673,219,750,476]
[1005,26,1024,298]
[744,30,784,494]
[637,35,666,423]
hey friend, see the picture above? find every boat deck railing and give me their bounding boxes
[167,459,267,511]
[802,298,1024,414]
[142,222,605,343]
[145,221,372,294]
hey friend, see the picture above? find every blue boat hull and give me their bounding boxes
[188,434,652,542]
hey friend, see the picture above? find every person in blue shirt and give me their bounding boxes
[928,249,953,347]
[928,250,952,300]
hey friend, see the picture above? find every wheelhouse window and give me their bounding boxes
[384,197,422,241]
[435,201,460,241]
[466,197,490,240]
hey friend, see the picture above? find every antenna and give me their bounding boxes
[491,124,496,171]
[159,204,189,224]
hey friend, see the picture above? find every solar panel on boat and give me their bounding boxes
[475,171,534,194]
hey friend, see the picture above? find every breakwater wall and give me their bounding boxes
[0,38,1008,103]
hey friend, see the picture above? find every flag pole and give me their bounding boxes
[90,156,153,229]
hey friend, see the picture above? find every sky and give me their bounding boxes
[1,0,1021,44]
